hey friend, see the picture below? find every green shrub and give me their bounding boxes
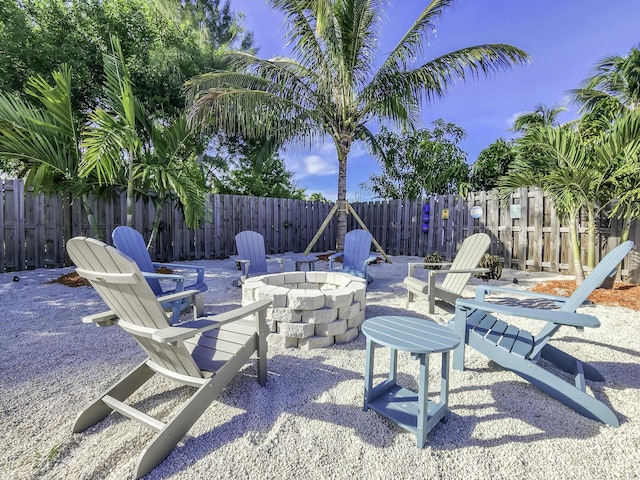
[476,253,502,280]
[423,251,443,270]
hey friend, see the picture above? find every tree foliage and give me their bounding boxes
[363,120,470,199]
[470,138,517,191]
[0,0,252,116]
[205,135,305,199]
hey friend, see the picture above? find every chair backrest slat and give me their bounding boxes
[441,233,491,293]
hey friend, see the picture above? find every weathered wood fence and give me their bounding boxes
[2,178,639,280]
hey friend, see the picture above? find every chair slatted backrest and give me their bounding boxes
[235,231,268,274]
[441,233,491,293]
[342,230,373,273]
[67,237,202,379]
[560,241,634,312]
[112,226,163,295]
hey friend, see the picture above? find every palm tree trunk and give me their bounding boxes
[81,194,101,239]
[336,147,349,251]
[587,206,596,269]
[126,167,134,227]
[147,201,162,251]
[569,213,586,284]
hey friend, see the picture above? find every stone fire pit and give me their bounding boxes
[241,271,367,350]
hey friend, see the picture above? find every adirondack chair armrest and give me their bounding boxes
[156,289,202,305]
[437,267,490,275]
[234,259,251,277]
[328,252,344,269]
[152,299,273,343]
[82,310,118,326]
[474,285,570,306]
[152,262,205,283]
[143,270,185,283]
[407,262,453,277]
[266,256,285,272]
[455,298,600,328]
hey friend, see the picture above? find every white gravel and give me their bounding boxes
[1,254,639,480]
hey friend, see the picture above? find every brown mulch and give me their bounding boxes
[531,279,640,311]
[48,267,175,288]
[48,272,91,288]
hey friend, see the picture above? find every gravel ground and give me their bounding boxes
[1,255,639,480]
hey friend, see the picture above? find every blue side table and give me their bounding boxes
[362,315,460,447]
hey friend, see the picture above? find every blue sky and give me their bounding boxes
[230,0,640,201]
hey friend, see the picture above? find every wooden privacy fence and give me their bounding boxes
[2,178,639,280]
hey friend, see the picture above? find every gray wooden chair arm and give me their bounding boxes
[474,285,570,306]
[152,299,272,343]
[455,298,600,328]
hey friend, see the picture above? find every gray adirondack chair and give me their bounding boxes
[404,233,491,313]
[112,225,208,323]
[66,236,271,479]
[234,230,284,284]
[328,229,378,283]
[450,240,634,427]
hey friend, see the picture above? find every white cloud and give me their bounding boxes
[506,112,523,128]
[303,155,338,176]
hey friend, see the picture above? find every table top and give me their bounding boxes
[290,254,319,262]
[361,316,459,354]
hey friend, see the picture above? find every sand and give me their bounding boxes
[1,254,639,480]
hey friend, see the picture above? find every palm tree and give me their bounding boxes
[81,36,208,242]
[511,103,567,133]
[571,46,640,119]
[570,46,640,260]
[0,65,105,237]
[186,0,529,248]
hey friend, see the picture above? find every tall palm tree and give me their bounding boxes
[186,0,529,248]
[0,65,105,237]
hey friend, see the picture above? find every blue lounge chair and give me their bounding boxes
[450,240,634,426]
[112,226,207,323]
[234,230,284,284]
[329,229,377,283]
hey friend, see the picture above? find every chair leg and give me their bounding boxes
[516,359,619,427]
[134,377,227,479]
[540,344,605,382]
[73,362,155,433]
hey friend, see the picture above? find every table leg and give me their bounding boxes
[417,353,429,448]
[363,338,375,411]
[440,351,450,423]
[389,347,398,384]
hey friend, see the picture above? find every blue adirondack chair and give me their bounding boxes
[329,229,377,283]
[112,226,207,323]
[234,231,284,284]
[450,240,634,426]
